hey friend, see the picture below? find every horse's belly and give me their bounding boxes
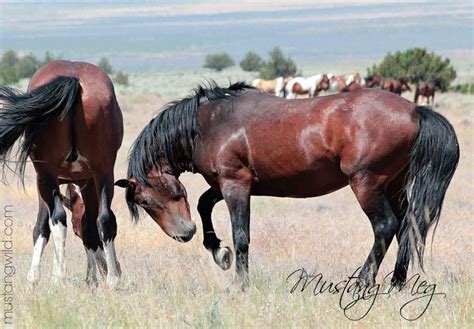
[252,167,348,198]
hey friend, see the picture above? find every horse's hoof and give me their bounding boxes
[213,247,233,271]
[51,275,66,286]
[106,275,120,288]
[27,269,40,288]
[85,276,99,287]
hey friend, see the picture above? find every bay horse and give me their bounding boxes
[115,82,459,290]
[414,79,442,105]
[381,78,412,95]
[251,77,292,97]
[284,74,330,99]
[0,60,123,287]
[365,74,382,88]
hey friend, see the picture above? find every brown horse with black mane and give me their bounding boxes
[0,60,123,287]
[116,82,459,290]
[381,77,412,95]
[414,79,442,105]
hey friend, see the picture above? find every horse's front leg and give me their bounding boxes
[219,179,251,290]
[197,188,233,270]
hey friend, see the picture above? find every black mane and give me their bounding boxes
[125,81,253,220]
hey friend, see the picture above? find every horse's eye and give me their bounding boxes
[141,197,150,207]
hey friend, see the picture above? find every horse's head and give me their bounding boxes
[115,171,196,242]
[318,74,331,91]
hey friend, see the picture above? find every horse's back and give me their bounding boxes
[196,89,418,196]
[28,61,123,176]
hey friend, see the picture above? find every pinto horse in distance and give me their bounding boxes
[284,74,330,99]
[251,77,293,97]
[338,74,382,93]
[0,61,123,287]
[414,79,442,105]
[116,82,459,290]
[381,77,412,95]
[327,72,363,93]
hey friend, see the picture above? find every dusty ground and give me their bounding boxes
[0,76,472,327]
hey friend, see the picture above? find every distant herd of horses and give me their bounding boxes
[252,73,441,105]
[0,61,458,291]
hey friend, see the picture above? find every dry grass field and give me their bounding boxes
[0,71,472,328]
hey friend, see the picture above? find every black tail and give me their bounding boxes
[413,84,420,104]
[0,76,80,183]
[398,106,460,269]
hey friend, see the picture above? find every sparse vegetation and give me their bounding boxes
[368,48,457,91]
[203,52,235,71]
[1,69,472,328]
[240,51,263,72]
[259,47,297,79]
[450,83,474,94]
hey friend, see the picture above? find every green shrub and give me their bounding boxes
[42,51,59,65]
[240,52,263,72]
[367,48,456,91]
[17,54,41,79]
[449,83,474,94]
[203,53,234,72]
[0,65,19,84]
[114,71,129,86]
[259,47,297,79]
[98,57,113,75]
[0,50,20,84]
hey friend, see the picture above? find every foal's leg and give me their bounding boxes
[94,172,121,287]
[220,179,251,289]
[27,198,50,286]
[350,173,399,285]
[35,173,68,284]
[197,188,233,270]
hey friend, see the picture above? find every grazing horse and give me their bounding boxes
[251,77,292,97]
[365,74,382,88]
[284,74,330,99]
[340,74,383,92]
[328,72,362,93]
[0,60,123,287]
[115,82,459,290]
[381,78,412,95]
[414,79,442,105]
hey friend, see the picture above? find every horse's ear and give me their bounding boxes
[115,179,134,189]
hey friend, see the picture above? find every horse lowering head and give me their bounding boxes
[116,82,254,242]
[115,171,194,242]
[400,77,412,92]
[365,74,382,87]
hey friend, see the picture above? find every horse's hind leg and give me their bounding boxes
[35,173,68,284]
[78,182,109,285]
[350,173,399,285]
[27,197,50,286]
[386,170,410,287]
[94,172,121,287]
[197,188,233,271]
